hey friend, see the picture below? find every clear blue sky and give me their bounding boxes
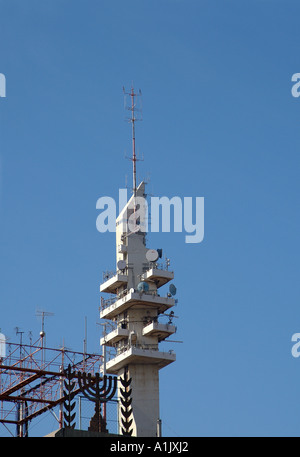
[0,0,300,437]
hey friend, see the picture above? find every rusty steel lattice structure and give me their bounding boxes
[0,336,103,437]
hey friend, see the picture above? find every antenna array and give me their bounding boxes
[123,85,142,196]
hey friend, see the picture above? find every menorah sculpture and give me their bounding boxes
[63,365,133,435]
[77,370,117,433]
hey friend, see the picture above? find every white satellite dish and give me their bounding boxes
[117,260,126,271]
[146,249,159,262]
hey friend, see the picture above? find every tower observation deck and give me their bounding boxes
[99,88,177,437]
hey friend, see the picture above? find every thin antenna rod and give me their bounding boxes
[83,316,87,355]
[131,87,137,196]
[123,85,142,197]
[36,309,54,366]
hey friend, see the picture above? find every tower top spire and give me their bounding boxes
[123,85,142,196]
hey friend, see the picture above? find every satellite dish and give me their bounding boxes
[169,284,177,296]
[146,249,159,262]
[157,249,163,258]
[137,281,149,292]
[117,260,126,271]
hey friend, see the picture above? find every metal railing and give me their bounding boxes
[102,268,128,283]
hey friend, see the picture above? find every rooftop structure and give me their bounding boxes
[0,335,103,437]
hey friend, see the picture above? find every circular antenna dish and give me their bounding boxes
[117,260,126,271]
[169,284,177,296]
[137,281,149,292]
[146,249,159,262]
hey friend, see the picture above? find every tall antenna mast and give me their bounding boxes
[36,309,54,366]
[123,85,142,196]
[131,86,137,196]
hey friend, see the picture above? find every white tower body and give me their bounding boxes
[100,182,176,437]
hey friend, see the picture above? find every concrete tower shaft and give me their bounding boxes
[100,182,176,436]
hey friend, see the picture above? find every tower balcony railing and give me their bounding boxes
[142,321,176,341]
[100,268,128,294]
[104,343,176,374]
[102,270,116,282]
[115,342,160,354]
[100,289,175,320]
[100,326,129,347]
[100,296,116,309]
[140,265,174,288]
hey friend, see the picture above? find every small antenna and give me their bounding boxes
[83,316,87,355]
[123,85,142,197]
[15,327,25,360]
[15,327,24,344]
[36,309,54,367]
[36,309,54,335]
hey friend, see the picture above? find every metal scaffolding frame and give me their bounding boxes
[0,336,103,436]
